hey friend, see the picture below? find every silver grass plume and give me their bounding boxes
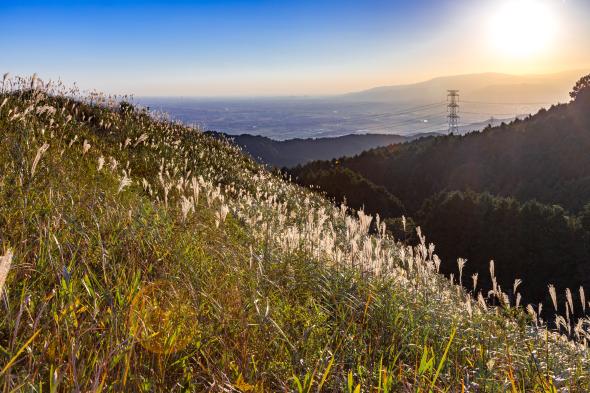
[548,284,558,311]
[82,140,91,155]
[526,304,537,325]
[477,292,487,311]
[513,279,522,294]
[31,143,50,177]
[566,288,574,314]
[118,171,132,193]
[30,73,38,89]
[1,72,8,93]
[457,258,466,287]
[0,249,14,294]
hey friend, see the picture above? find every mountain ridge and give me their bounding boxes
[206,131,441,167]
[341,69,588,103]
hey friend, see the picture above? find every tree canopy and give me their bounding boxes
[570,73,590,100]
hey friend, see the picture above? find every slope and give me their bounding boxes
[1,77,589,391]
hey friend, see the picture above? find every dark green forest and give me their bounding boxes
[291,76,590,310]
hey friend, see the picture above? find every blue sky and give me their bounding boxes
[1,0,589,96]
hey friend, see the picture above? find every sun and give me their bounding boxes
[488,0,558,58]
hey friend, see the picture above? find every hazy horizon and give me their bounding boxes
[136,69,583,139]
[133,68,589,99]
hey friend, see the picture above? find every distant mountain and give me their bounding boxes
[342,70,586,104]
[207,131,441,167]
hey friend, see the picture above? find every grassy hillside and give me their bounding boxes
[1,76,590,391]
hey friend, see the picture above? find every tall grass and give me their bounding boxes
[1,75,590,391]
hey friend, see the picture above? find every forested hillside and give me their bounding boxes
[206,131,438,167]
[291,76,590,308]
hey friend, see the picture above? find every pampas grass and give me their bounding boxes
[2,74,590,392]
[549,284,558,311]
[31,143,49,177]
[0,249,13,294]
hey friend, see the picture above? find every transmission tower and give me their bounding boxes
[447,90,460,134]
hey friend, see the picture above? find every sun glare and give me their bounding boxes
[489,0,558,58]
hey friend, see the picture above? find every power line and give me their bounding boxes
[349,112,448,132]
[407,122,449,132]
[380,111,449,126]
[367,101,446,120]
[461,111,526,116]
[341,93,553,135]
[461,100,553,105]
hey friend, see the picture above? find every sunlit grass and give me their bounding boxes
[1,75,589,391]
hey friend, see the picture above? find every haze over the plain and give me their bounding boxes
[138,70,586,139]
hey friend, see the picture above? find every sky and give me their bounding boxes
[1,0,589,96]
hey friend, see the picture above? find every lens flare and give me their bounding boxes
[488,0,558,58]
